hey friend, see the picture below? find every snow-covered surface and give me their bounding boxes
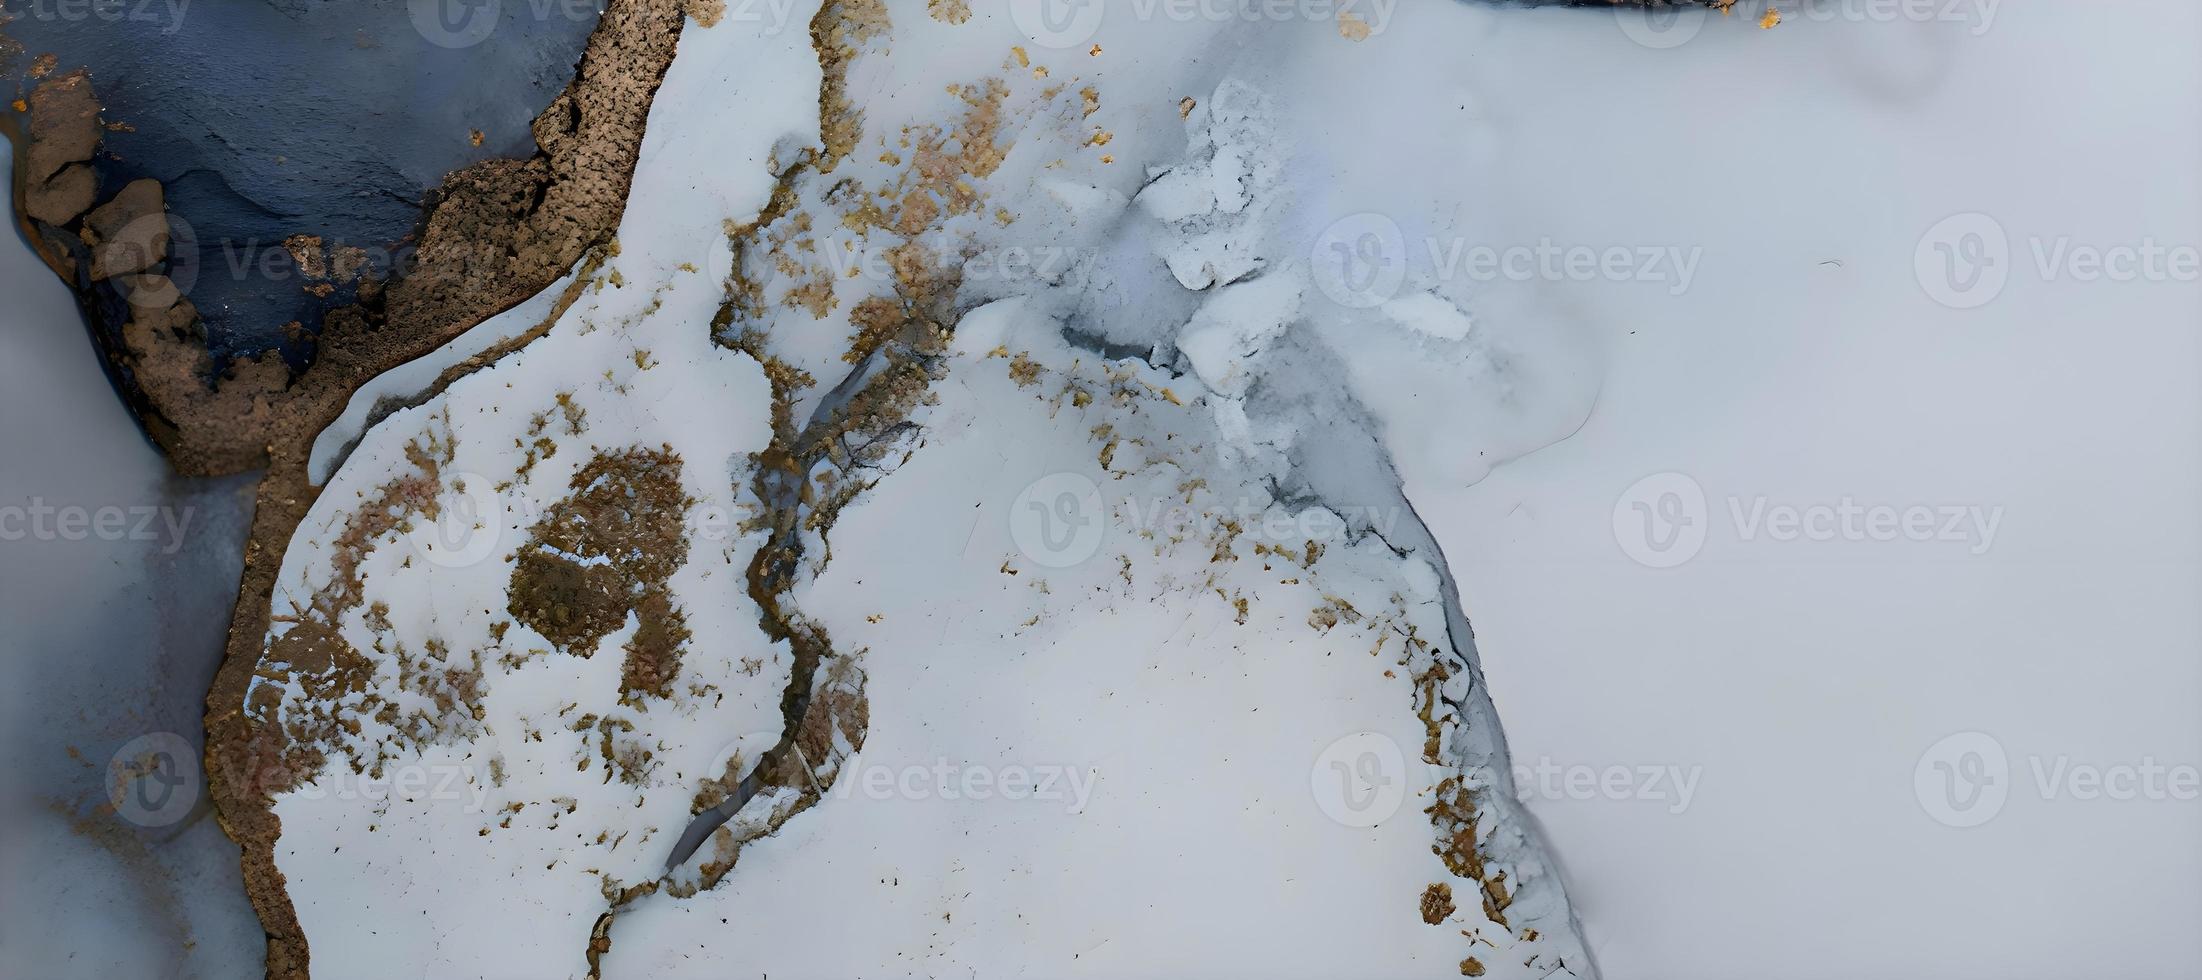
[1382,4,2202,978]
[603,300,1583,976]
[258,3,1599,975]
[250,12,823,978]
[205,1,2201,977]
[261,262,786,974]
[263,261,781,976]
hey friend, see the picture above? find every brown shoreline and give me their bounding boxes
[194,3,688,976]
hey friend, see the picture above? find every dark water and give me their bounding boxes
[2,0,600,362]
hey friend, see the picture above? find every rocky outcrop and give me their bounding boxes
[9,69,283,475]
[22,69,98,226]
[387,4,684,341]
[81,178,167,280]
[119,281,289,471]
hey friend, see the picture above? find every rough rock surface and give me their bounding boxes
[22,70,99,226]
[80,177,166,280]
[118,284,289,472]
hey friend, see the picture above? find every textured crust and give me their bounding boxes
[197,4,688,976]
[20,68,99,225]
